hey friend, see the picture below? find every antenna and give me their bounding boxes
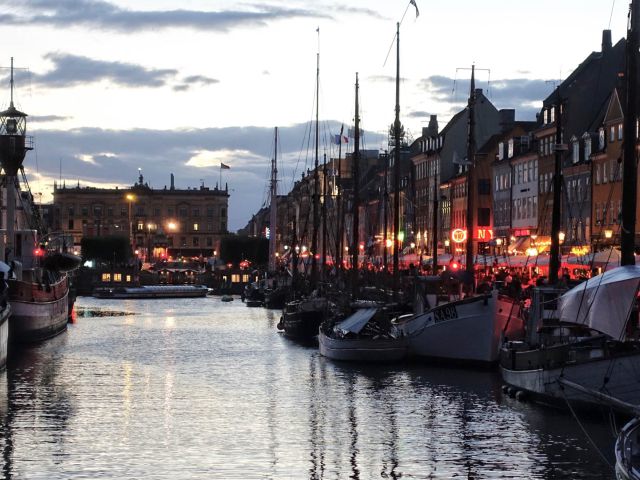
[10,57,14,107]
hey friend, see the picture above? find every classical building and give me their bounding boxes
[53,172,229,260]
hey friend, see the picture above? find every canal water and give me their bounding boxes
[0,296,620,479]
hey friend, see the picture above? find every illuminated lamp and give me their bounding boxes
[385,239,393,248]
[604,229,613,239]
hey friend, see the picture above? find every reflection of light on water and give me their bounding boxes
[164,371,174,441]
[122,361,133,442]
[165,317,176,329]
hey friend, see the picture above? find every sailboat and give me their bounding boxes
[0,59,76,343]
[502,0,640,415]
[318,72,408,362]
[279,31,334,339]
[393,66,525,365]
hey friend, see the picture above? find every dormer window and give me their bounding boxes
[550,107,555,123]
[618,123,624,140]
[599,128,605,150]
[572,137,579,164]
[508,139,514,159]
[583,133,591,161]
[498,142,504,160]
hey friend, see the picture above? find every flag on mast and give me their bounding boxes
[220,163,231,169]
[410,0,419,18]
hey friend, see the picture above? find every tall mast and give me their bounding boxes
[321,152,328,277]
[621,0,640,265]
[383,152,389,272]
[464,65,476,280]
[268,127,278,272]
[336,124,344,271]
[351,73,361,299]
[432,158,439,274]
[549,94,563,284]
[392,22,402,297]
[311,33,320,287]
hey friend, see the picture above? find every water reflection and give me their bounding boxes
[0,297,618,479]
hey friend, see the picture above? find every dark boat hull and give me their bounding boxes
[280,310,324,339]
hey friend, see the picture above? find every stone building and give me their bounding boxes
[53,172,229,260]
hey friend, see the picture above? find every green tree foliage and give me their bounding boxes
[81,236,132,263]
[220,235,268,266]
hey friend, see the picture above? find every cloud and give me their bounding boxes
[418,75,552,120]
[407,110,430,118]
[2,0,333,32]
[7,53,218,91]
[29,122,386,230]
[29,114,72,123]
[30,53,177,88]
[173,74,220,92]
[186,149,261,168]
[367,75,409,83]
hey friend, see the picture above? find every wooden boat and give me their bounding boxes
[319,308,407,362]
[278,296,330,338]
[93,284,208,299]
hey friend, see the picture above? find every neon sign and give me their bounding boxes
[451,229,467,244]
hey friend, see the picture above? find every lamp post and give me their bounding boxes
[126,193,135,251]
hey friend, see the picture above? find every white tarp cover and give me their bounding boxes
[558,265,640,340]
[336,308,378,334]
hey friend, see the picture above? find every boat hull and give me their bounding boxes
[318,331,407,362]
[397,291,519,364]
[616,418,640,480]
[8,275,69,343]
[501,352,640,410]
[93,286,208,299]
[280,310,324,339]
[0,305,10,369]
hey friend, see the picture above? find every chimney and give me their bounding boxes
[499,109,516,133]
[602,29,612,53]
[170,173,175,190]
[427,114,438,137]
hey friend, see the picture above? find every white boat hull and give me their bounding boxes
[318,331,407,363]
[501,353,640,408]
[0,305,9,369]
[396,291,523,364]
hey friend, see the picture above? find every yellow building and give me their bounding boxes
[53,173,229,259]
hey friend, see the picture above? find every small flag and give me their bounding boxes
[410,0,419,18]
[333,134,349,145]
[220,163,230,169]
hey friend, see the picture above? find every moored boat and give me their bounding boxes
[616,417,640,480]
[319,307,407,362]
[93,284,208,299]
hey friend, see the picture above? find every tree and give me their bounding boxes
[81,236,132,264]
[220,235,268,266]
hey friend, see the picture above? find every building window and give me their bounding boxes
[121,207,127,216]
[193,237,199,247]
[101,273,111,282]
[595,164,601,184]
[168,207,174,215]
[135,206,145,215]
[572,141,579,164]
[93,205,102,217]
[231,274,240,283]
[478,179,490,195]
[154,208,161,216]
[221,208,227,218]
[193,208,200,217]
[599,128,605,150]
[114,273,122,282]
[242,274,250,283]
[179,207,188,217]
[618,123,624,140]
[193,223,199,231]
[611,126,616,142]
[584,138,591,160]
[68,219,74,230]
[125,275,132,283]
[81,206,89,216]
[68,206,75,216]
[206,237,213,247]
[137,222,144,231]
[107,207,113,217]
[207,207,215,217]
[180,236,187,247]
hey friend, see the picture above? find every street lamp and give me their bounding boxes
[125,193,135,251]
[604,229,613,239]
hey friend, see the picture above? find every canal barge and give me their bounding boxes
[93,285,208,299]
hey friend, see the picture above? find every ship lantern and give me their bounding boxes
[0,58,32,176]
